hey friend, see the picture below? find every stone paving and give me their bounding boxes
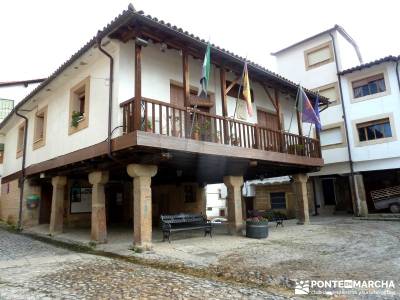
[0,228,289,299]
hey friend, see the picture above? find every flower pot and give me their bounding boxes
[192,131,200,140]
[246,220,268,239]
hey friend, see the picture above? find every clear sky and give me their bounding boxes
[1,0,398,81]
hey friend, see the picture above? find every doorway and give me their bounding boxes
[321,178,336,206]
[39,183,53,224]
[106,183,126,225]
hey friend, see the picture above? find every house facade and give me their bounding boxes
[0,6,325,248]
[269,25,400,216]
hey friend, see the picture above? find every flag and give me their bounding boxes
[198,43,211,97]
[314,94,321,132]
[242,62,253,117]
[297,86,321,127]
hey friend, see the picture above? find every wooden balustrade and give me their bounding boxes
[120,97,321,159]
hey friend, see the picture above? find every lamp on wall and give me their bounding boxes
[135,37,148,47]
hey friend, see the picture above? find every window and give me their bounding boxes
[352,73,386,99]
[69,77,90,134]
[270,192,286,209]
[33,106,47,150]
[320,127,343,147]
[357,118,392,142]
[16,123,25,158]
[315,83,339,105]
[184,185,196,203]
[304,42,334,70]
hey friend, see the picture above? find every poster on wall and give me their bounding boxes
[70,187,92,213]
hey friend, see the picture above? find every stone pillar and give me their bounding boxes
[127,164,158,250]
[198,185,207,216]
[49,176,67,235]
[88,171,109,243]
[292,174,310,225]
[223,176,244,235]
[354,174,368,217]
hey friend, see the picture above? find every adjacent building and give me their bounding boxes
[0,6,325,248]
[260,25,400,216]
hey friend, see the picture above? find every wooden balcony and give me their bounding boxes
[119,98,322,166]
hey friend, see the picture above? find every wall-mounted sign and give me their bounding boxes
[70,187,92,213]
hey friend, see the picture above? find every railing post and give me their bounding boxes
[254,125,260,149]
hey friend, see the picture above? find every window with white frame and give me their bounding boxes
[320,127,343,147]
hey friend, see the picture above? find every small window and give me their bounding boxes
[357,118,392,142]
[304,42,334,70]
[207,207,213,211]
[320,127,343,147]
[33,107,47,149]
[69,77,90,134]
[17,124,25,157]
[184,185,196,203]
[270,192,286,209]
[352,73,386,99]
[318,84,338,105]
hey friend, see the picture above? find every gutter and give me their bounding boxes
[329,33,360,216]
[15,110,30,230]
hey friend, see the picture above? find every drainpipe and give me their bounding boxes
[96,34,115,162]
[395,59,400,94]
[329,33,360,216]
[15,109,30,231]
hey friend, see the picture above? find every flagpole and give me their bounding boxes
[232,58,247,120]
[287,84,300,132]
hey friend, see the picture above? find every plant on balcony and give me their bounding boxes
[141,119,153,132]
[71,111,84,128]
[288,143,305,154]
[192,123,201,140]
[213,130,221,143]
[230,134,240,146]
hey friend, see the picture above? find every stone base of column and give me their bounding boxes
[127,164,158,250]
[223,176,244,235]
[292,174,310,225]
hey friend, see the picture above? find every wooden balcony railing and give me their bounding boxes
[120,97,321,159]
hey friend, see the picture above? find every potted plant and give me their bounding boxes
[71,111,84,128]
[141,119,153,132]
[246,216,268,239]
[192,124,201,140]
[230,134,240,146]
[288,144,305,154]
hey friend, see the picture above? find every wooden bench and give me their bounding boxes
[160,214,212,242]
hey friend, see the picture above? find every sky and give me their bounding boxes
[0,0,399,81]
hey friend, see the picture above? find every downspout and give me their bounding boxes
[15,110,29,230]
[395,59,400,94]
[329,32,360,216]
[96,34,115,162]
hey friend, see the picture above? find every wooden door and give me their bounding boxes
[39,183,53,224]
[170,84,185,108]
[257,110,279,131]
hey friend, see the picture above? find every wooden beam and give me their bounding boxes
[274,88,282,131]
[182,51,190,107]
[225,76,241,95]
[263,85,278,111]
[220,67,229,144]
[134,44,142,131]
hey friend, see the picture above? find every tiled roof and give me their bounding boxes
[0,4,327,129]
[339,55,399,75]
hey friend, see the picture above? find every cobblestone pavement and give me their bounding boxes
[0,228,289,300]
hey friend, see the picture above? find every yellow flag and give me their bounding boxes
[242,62,253,117]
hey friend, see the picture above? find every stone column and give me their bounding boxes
[49,176,67,235]
[223,176,244,235]
[353,173,368,217]
[292,174,310,225]
[198,185,207,216]
[89,171,109,243]
[127,164,158,250]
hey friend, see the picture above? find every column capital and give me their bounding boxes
[223,175,244,188]
[292,173,308,184]
[51,176,67,188]
[89,170,109,185]
[127,164,158,178]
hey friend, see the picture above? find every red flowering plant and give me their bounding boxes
[246,215,267,222]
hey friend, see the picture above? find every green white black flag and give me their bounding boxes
[198,43,211,97]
